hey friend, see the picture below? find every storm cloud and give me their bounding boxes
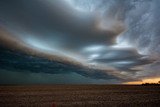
[0,0,159,84]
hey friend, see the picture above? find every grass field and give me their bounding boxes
[0,85,160,107]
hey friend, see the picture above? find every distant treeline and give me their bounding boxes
[142,81,160,86]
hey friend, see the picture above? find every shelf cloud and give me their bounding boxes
[0,0,159,84]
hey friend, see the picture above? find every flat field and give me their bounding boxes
[0,85,160,107]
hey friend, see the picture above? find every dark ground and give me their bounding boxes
[0,85,160,107]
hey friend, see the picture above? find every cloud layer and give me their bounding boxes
[0,0,159,83]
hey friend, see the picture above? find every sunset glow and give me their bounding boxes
[124,77,160,85]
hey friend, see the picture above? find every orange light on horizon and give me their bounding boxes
[123,77,160,85]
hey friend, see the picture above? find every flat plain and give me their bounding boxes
[0,85,160,107]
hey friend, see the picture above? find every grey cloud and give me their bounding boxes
[112,0,160,78]
[0,0,124,50]
[0,0,159,83]
[0,69,120,84]
[0,46,118,80]
[84,47,154,71]
[118,0,160,57]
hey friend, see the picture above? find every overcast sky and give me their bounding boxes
[0,0,160,84]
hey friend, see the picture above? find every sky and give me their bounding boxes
[0,0,160,84]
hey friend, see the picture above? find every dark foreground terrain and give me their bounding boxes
[0,85,160,107]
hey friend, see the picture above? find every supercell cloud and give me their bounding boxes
[0,0,159,84]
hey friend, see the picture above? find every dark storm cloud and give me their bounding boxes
[0,70,120,84]
[0,0,124,49]
[0,0,159,83]
[0,46,118,80]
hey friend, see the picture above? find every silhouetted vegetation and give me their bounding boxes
[142,81,160,86]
